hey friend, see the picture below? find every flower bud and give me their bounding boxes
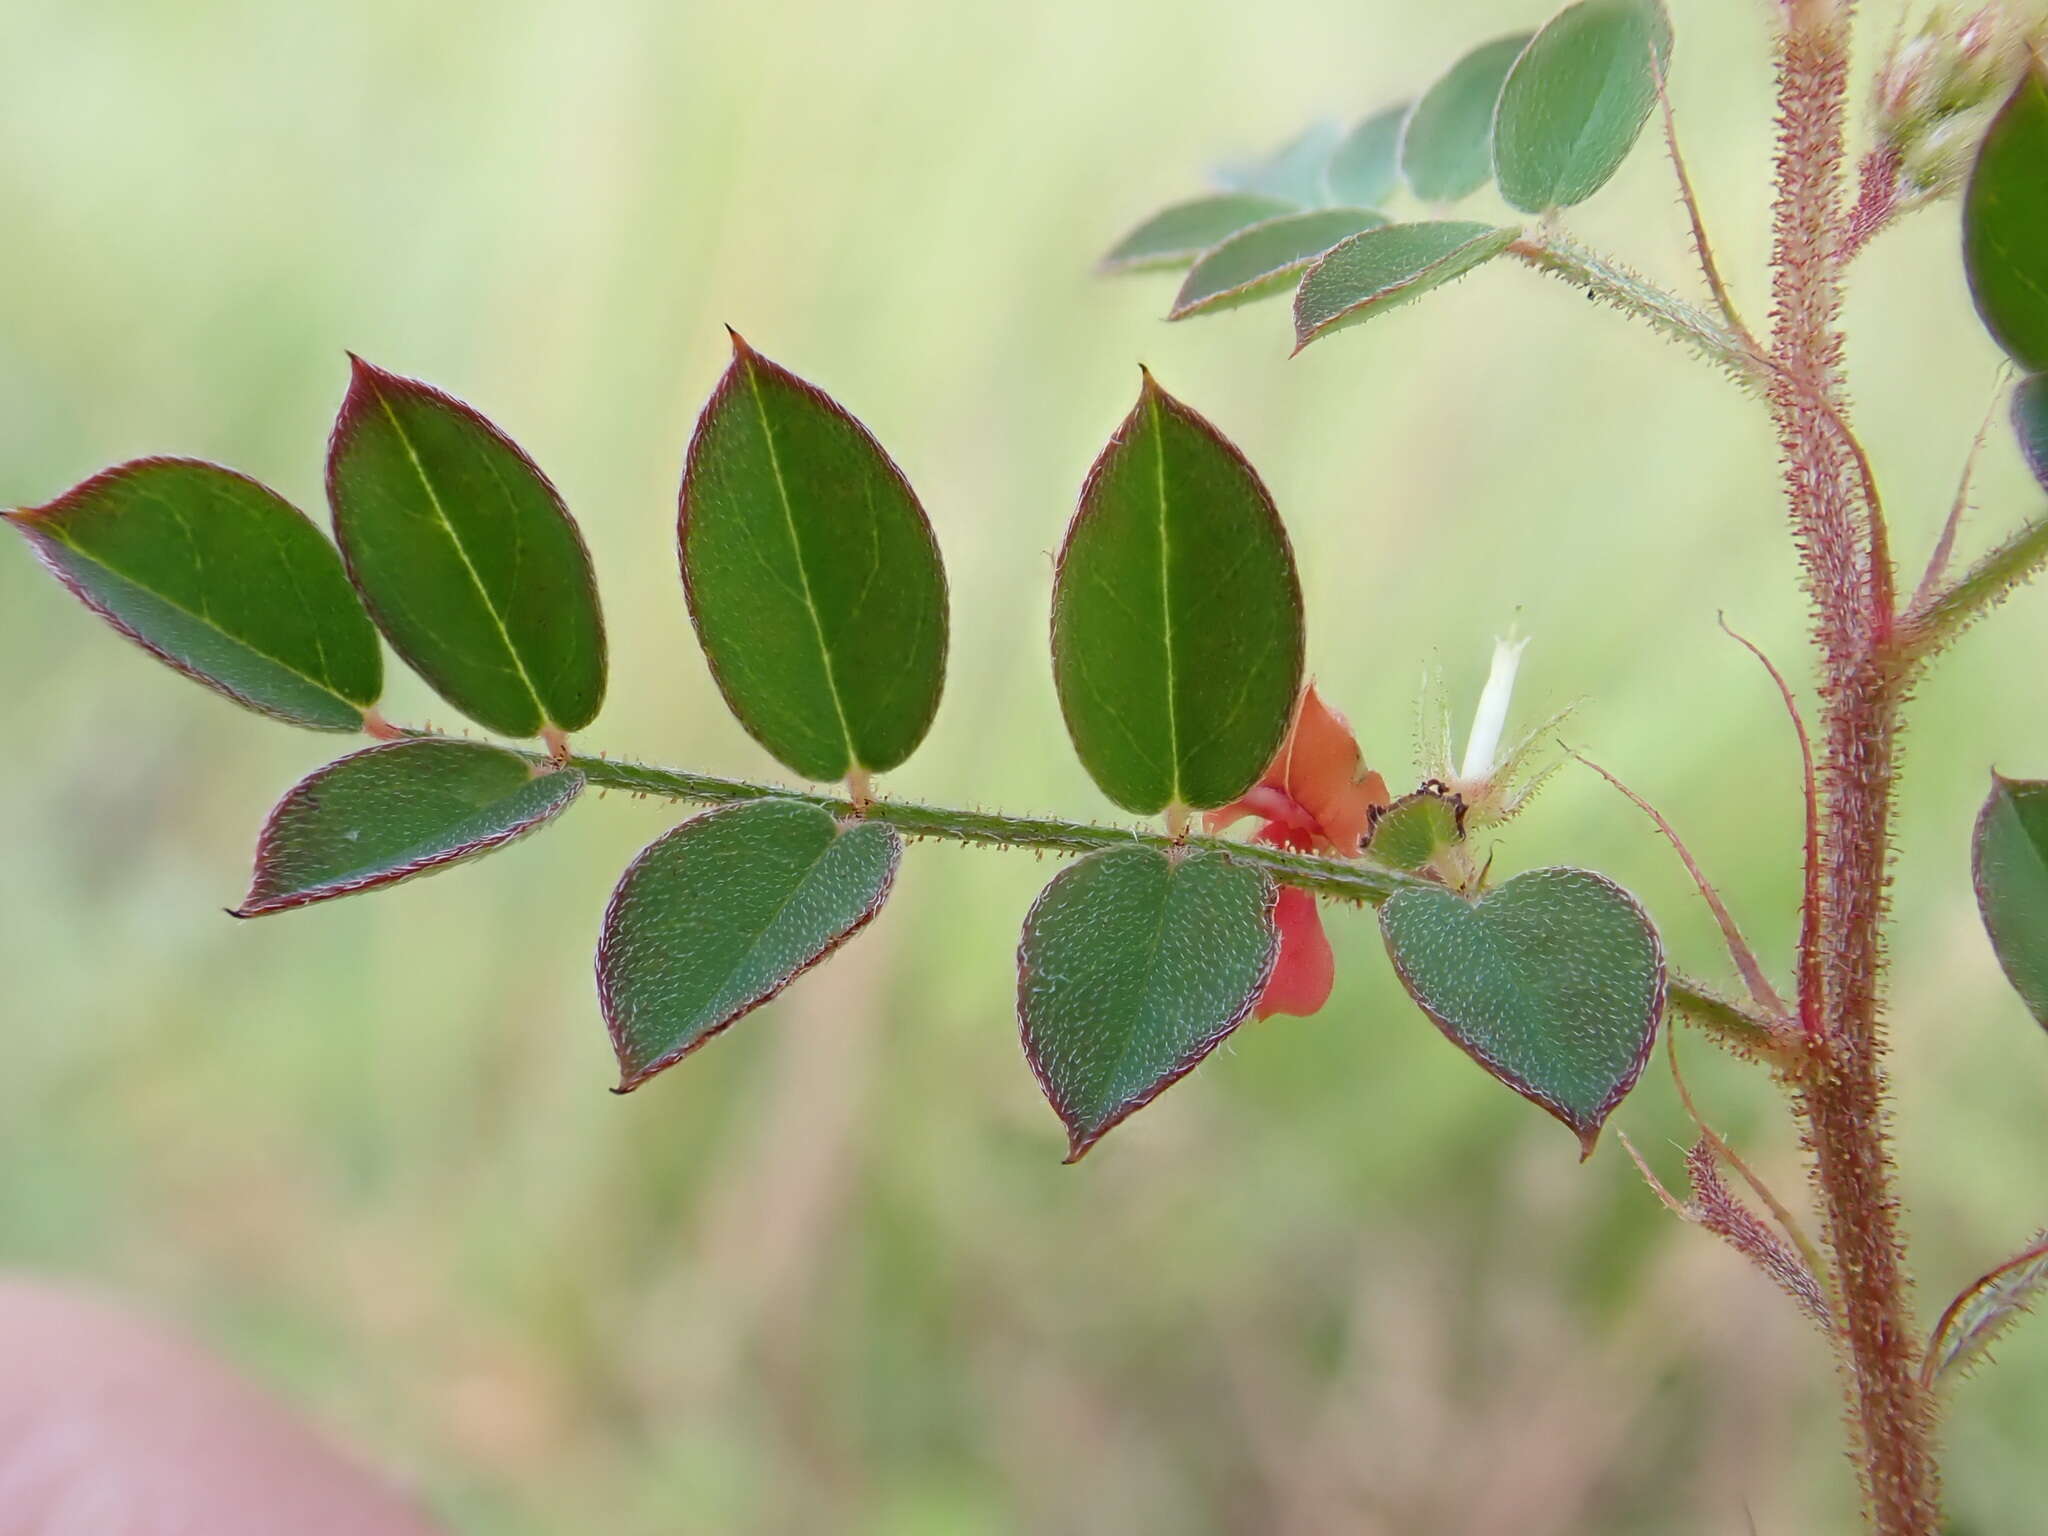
[1873,6,2039,200]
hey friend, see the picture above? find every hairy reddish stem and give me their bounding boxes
[1770,4,1940,1528]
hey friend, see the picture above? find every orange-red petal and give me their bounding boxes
[1277,683,1389,856]
[1256,884,1334,1019]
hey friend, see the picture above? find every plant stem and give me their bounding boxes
[1770,2,1941,1527]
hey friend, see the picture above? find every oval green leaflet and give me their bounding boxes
[1964,63,2048,373]
[1101,193,1301,273]
[1972,773,2048,1028]
[327,357,608,741]
[1379,866,1665,1156]
[1494,0,1673,214]
[6,458,382,731]
[236,739,583,916]
[1018,844,1278,1161]
[1293,222,1520,352]
[1170,207,1389,320]
[598,798,902,1090]
[1052,372,1305,818]
[679,334,949,785]
[1399,33,1534,203]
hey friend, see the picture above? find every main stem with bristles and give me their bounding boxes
[1770,2,1940,1528]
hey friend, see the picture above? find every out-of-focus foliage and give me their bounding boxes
[4,1,2047,1532]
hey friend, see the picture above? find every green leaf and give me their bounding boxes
[1365,788,1465,871]
[1379,867,1665,1155]
[5,458,381,731]
[679,334,949,784]
[1324,103,1409,208]
[1169,208,1389,320]
[1018,845,1277,1160]
[1494,0,1674,214]
[2014,374,2048,494]
[328,357,607,741]
[1215,121,1344,207]
[1293,222,1519,352]
[1966,66,2048,371]
[1972,773,2048,1026]
[598,798,901,1090]
[1101,193,1302,273]
[1399,33,1534,202]
[1053,372,1305,816]
[234,739,582,917]
[1927,1233,2048,1390]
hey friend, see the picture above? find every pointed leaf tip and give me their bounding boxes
[328,361,607,740]
[236,739,583,916]
[1054,379,1304,815]
[1379,867,1664,1151]
[680,344,949,783]
[1019,845,1277,1160]
[598,799,901,1090]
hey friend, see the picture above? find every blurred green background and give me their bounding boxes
[3,0,2045,1530]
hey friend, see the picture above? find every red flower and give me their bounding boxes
[1207,685,1388,1018]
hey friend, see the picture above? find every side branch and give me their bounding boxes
[1898,507,2048,661]
[1507,231,1769,390]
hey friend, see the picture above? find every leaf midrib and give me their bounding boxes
[1149,390,1183,808]
[40,517,362,712]
[373,390,552,731]
[744,360,862,776]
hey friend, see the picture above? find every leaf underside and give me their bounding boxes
[1379,866,1665,1154]
[1018,844,1277,1160]
[1293,221,1519,351]
[8,458,381,731]
[680,336,949,783]
[1171,208,1389,320]
[598,798,901,1090]
[1101,193,1301,273]
[1052,373,1305,815]
[236,739,583,916]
